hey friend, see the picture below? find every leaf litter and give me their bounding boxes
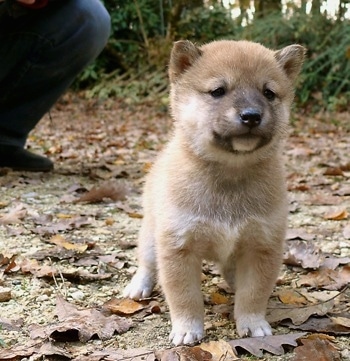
[0,96,349,360]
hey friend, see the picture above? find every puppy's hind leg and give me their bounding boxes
[123,216,157,300]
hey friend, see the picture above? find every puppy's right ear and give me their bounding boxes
[169,40,202,83]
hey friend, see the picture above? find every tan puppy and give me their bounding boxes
[124,40,305,346]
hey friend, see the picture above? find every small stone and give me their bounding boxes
[0,287,11,302]
[36,294,49,302]
[70,290,85,301]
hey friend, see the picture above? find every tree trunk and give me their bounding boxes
[254,0,282,18]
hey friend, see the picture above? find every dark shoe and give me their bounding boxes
[0,145,53,172]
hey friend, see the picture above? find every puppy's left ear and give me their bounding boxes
[275,45,306,82]
[169,40,202,83]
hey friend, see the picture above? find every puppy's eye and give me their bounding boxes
[263,88,276,101]
[210,87,226,98]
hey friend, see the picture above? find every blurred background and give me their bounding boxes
[75,0,350,112]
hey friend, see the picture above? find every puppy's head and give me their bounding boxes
[169,40,305,163]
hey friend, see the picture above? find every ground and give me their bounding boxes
[0,95,349,360]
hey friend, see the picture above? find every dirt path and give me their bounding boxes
[0,95,349,360]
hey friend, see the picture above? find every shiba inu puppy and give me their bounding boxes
[124,39,305,345]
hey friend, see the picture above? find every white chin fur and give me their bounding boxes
[232,136,260,152]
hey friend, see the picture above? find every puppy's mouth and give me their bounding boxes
[212,131,271,154]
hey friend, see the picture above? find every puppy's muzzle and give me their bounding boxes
[240,108,262,129]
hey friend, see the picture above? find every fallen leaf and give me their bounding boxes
[209,292,230,305]
[73,348,155,361]
[0,253,19,273]
[282,317,350,335]
[322,255,350,270]
[47,234,88,253]
[266,299,334,325]
[284,240,324,269]
[32,216,91,235]
[307,194,341,206]
[20,258,112,281]
[103,298,147,316]
[159,346,212,361]
[0,204,27,225]
[296,266,350,290]
[29,295,132,342]
[293,336,341,361]
[228,333,307,357]
[199,340,239,360]
[74,181,129,203]
[286,229,316,241]
[323,167,344,176]
[324,208,348,220]
[38,342,72,358]
[277,289,308,305]
[330,316,350,328]
[0,316,23,331]
[0,340,43,360]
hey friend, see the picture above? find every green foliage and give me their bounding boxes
[175,4,238,42]
[75,1,350,111]
[238,11,350,110]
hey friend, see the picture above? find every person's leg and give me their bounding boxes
[0,0,110,171]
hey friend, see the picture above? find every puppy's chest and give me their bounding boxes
[177,178,271,222]
[170,180,274,259]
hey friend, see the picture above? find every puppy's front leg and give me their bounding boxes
[123,217,157,300]
[158,241,204,346]
[233,240,283,337]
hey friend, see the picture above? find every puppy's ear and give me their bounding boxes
[275,45,306,82]
[169,40,202,83]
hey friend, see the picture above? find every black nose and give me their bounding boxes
[240,109,262,128]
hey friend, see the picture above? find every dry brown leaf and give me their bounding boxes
[73,348,155,361]
[0,340,44,360]
[284,240,324,269]
[74,181,128,203]
[322,255,350,270]
[47,234,88,253]
[199,340,239,360]
[0,342,72,361]
[307,194,341,206]
[103,297,147,316]
[324,208,348,221]
[29,295,132,342]
[0,253,19,273]
[266,299,334,325]
[0,316,23,331]
[277,289,308,305]
[20,258,56,278]
[323,167,344,176]
[286,229,316,241]
[330,316,350,328]
[20,258,112,281]
[228,333,306,357]
[209,292,230,305]
[0,204,27,225]
[159,346,212,361]
[293,336,341,361]
[32,215,91,235]
[296,266,350,290]
[284,316,350,335]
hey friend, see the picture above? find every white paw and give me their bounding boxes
[169,319,204,346]
[123,270,155,300]
[236,314,272,337]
